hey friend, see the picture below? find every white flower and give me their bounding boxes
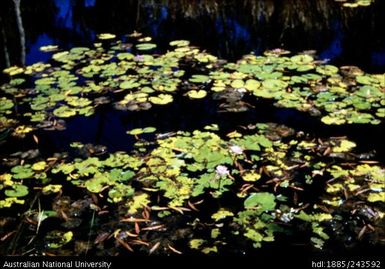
[215,165,229,177]
[229,145,243,155]
[134,55,144,61]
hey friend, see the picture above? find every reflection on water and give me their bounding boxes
[0,0,385,72]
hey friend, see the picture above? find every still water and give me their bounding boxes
[1,0,385,72]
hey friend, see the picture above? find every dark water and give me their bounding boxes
[1,0,385,72]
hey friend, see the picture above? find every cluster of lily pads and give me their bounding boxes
[1,122,383,254]
[1,34,384,141]
[335,0,375,8]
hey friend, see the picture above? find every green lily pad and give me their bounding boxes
[127,127,156,135]
[242,171,261,182]
[321,115,346,125]
[316,65,339,76]
[149,94,173,105]
[245,79,261,91]
[42,184,62,195]
[32,161,47,171]
[136,43,157,50]
[11,165,34,179]
[0,97,14,112]
[291,54,314,64]
[46,231,73,249]
[333,140,356,153]
[169,40,190,47]
[187,90,207,99]
[53,105,77,118]
[244,192,276,211]
[262,79,288,91]
[120,80,141,90]
[212,209,234,221]
[127,193,150,214]
[97,33,116,40]
[189,75,211,83]
[367,193,384,202]
[5,185,29,197]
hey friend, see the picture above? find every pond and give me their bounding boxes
[0,0,384,265]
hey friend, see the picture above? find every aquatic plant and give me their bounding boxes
[1,121,384,255]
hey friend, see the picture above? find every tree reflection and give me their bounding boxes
[0,0,384,72]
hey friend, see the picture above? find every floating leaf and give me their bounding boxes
[97,33,116,40]
[53,105,77,118]
[367,193,384,203]
[189,239,205,250]
[149,94,173,105]
[212,209,234,221]
[5,185,29,197]
[11,165,34,179]
[136,43,157,50]
[244,192,276,211]
[0,98,14,112]
[242,171,261,182]
[189,75,211,83]
[170,40,190,47]
[46,231,73,249]
[127,193,150,214]
[333,140,356,153]
[32,161,47,171]
[187,90,207,99]
[42,184,62,195]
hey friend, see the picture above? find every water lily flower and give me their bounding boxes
[229,145,243,155]
[215,165,229,177]
[134,55,145,61]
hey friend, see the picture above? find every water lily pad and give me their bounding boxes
[46,231,73,249]
[187,90,207,99]
[136,43,157,50]
[127,127,156,135]
[244,192,276,211]
[245,79,261,91]
[242,171,261,182]
[212,209,234,221]
[189,75,211,83]
[42,184,62,195]
[367,193,384,202]
[0,98,14,112]
[53,105,77,118]
[321,115,346,125]
[333,140,356,153]
[127,193,150,214]
[316,65,339,75]
[170,40,190,47]
[149,94,173,105]
[32,161,47,171]
[5,185,29,197]
[291,54,314,64]
[97,33,116,40]
[11,165,34,179]
[3,66,24,76]
[120,80,140,90]
[231,79,244,88]
[261,79,288,91]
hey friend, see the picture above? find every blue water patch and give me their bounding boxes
[371,51,385,68]
[147,5,169,37]
[26,33,55,65]
[84,0,96,8]
[53,0,73,29]
[319,21,343,62]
